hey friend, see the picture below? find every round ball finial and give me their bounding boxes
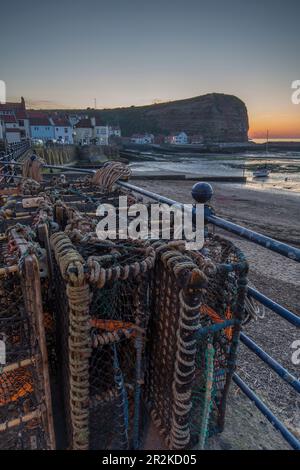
[191,182,213,203]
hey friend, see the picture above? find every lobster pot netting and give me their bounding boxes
[146,237,248,450]
[50,232,155,450]
[0,234,55,450]
[51,186,140,236]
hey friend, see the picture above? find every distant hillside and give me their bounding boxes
[43,93,249,142]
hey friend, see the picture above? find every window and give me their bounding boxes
[64,128,68,133]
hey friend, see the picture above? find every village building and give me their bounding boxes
[74,117,110,145]
[2,115,21,143]
[0,97,26,118]
[108,126,121,138]
[29,116,55,142]
[165,131,188,145]
[91,117,109,145]
[15,109,30,139]
[0,97,30,143]
[50,117,74,144]
[153,134,165,145]
[73,118,93,145]
[131,133,154,144]
[190,134,204,144]
[68,113,88,127]
[5,127,22,144]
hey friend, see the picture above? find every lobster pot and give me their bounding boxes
[0,180,20,195]
[189,235,248,446]
[50,232,155,450]
[0,194,53,233]
[52,187,139,233]
[0,216,35,232]
[146,238,247,450]
[0,234,55,450]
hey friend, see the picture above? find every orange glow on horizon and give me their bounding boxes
[249,113,300,139]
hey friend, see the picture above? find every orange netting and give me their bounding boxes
[90,318,135,332]
[0,367,34,405]
[200,305,233,340]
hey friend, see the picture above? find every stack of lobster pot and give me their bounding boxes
[145,236,248,450]
[50,231,156,450]
[0,227,55,449]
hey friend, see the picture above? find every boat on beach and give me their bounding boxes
[253,167,270,178]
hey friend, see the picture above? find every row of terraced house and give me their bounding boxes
[0,97,121,146]
[129,132,205,145]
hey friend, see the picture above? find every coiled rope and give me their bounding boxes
[91,161,131,190]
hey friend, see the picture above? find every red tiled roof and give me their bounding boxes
[74,119,92,128]
[29,117,51,126]
[94,118,105,126]
[0,103,21,111]
[52,117,70,127]
[15,110,28,120]
[0,97,25,111]
[27,111,48,119]
[3,115,17,123]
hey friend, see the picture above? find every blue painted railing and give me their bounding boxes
[117,179,300,450]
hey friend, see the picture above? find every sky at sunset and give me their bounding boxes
[1,0,300,139]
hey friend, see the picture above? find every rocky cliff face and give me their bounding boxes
[100,93,249,142]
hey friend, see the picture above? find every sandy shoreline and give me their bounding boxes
[136,179,299,449]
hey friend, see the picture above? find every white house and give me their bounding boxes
[0,97,26,119]
[73,118,93,145]
[108,126,121,138]
[0,98,30,142]
[131,133,154,144]
[51,117,74,144]
[165,132,188,145]
[3,115,21,143]
[5,128,21,144]
[15,109,30,139]
[91,117,109,145]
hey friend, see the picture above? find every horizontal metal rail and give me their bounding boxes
[232,373,300,450]
[240,332,300,393]
[118,180,183,207]
[118,180,300,262]
[248,286,300,328]
[206,213,300,262]
[0,160,96,174]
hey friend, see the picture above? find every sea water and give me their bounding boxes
[129,151,300,194]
